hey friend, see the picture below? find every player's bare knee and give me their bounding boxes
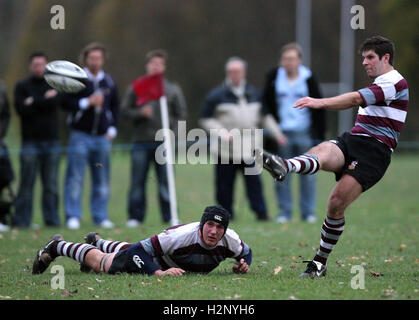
[84,250,104,273]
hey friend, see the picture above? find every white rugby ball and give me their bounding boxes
[44,60,88,93]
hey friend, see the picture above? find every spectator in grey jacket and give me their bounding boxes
[200,57,286,221]
[121,50,187,227]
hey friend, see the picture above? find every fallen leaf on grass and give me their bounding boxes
[289,296,297,300]
[93,295,100,298]
[95,278,104,283]
[398,244,407,252]
[382,289,397,298]
[211,284,218,290]
[274,266,283,275]
[384,259,393,263]
[298,242,307,247]
[336,260,345,267]
[157,279,162,283]
[234,294,241,299]
[0,295,12,299]
[25,296,30,300]
[87,287,94,291]
[370,271,384,277]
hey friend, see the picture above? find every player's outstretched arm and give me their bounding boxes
[293,92,363,111]
[154,267,185,276]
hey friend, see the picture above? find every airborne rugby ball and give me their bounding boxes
[44,60,88,93]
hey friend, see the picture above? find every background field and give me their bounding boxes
[0,151,417,300]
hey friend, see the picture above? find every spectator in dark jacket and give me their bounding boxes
[0,79,14,232]
[12,52,61,228]
[262,43,326,224]
[61,43,119,230]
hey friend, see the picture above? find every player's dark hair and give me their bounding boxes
[28,52,48,63]
[199,205,231,237]
[145,49,168,63]
[359,35,395,66]
[80,42,107,65]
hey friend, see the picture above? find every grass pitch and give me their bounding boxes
[0,151,418,300]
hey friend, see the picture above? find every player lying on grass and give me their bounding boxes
[32,205,252,276]
[258,35,408,278]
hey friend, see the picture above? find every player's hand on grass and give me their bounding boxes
[155,267,185,276]
[293,97,324,110]
[232,258,249,274]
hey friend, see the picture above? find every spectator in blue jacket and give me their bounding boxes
[262,43,326,223]
[61,42,119,230]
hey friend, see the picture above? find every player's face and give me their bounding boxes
[226,61,246,87]
[146,56,166,75]
[29,56,47,78]
[201,221,225,246]
[362,49,390,79]
[280,49,301,74]
[85,49,105,74]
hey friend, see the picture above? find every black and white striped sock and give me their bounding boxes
[54,241,96,264]
[313,216,345,265]
[285,153,320,175]
[96,239,132,253]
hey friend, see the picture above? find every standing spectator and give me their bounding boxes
[0,79,14,232]
[121,49,187,227]
[262,43,326,223]
[200,57,286,221]
[61,43,119,230]
[12,52,61,228]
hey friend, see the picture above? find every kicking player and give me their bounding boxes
[32,205,252,276]
[259,36,408,277]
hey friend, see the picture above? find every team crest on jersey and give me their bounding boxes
[348,161,358,170]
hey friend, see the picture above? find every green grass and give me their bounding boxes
[0,151,418,300]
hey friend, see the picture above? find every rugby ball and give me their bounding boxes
[44,60,88,93]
